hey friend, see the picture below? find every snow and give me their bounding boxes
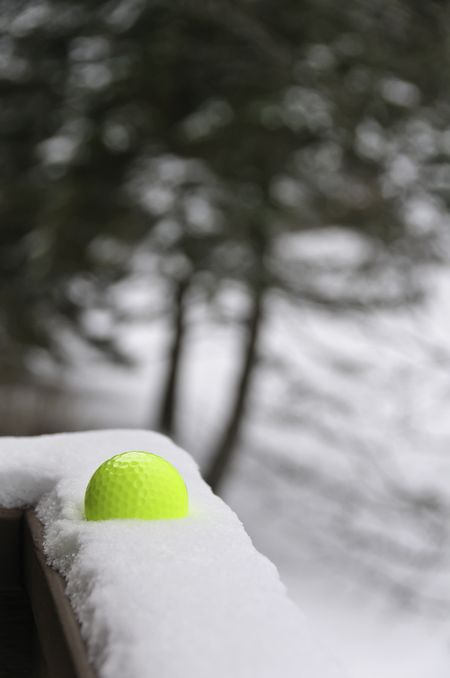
[6,234,450,677]
[284,572,450,678]
[0,429,346,678]
[35,266,450,677]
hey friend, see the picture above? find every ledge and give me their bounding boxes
[0,430,342,678]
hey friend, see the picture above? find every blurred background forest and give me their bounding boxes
[2,1,450,675]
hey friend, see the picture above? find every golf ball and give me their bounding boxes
[84,451,188,521]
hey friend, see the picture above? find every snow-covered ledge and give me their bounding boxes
[0,430,344,678]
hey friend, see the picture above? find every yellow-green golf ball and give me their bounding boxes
[84,451,188,521]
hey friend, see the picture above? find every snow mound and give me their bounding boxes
[0,429,345,678]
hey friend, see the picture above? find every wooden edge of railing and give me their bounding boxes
[0,508,96,678]
[0,508,23,588]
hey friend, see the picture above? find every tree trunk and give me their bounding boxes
[155,276,190,436]
[204,281,266,493]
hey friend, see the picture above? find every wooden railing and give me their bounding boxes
[0,509,95,678]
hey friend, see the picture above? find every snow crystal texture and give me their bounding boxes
[0,430,344,678]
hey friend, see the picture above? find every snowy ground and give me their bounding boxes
[287,574,450,678]
[223,453,450,678]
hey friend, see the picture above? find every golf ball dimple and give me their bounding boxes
[84,451,189,521]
